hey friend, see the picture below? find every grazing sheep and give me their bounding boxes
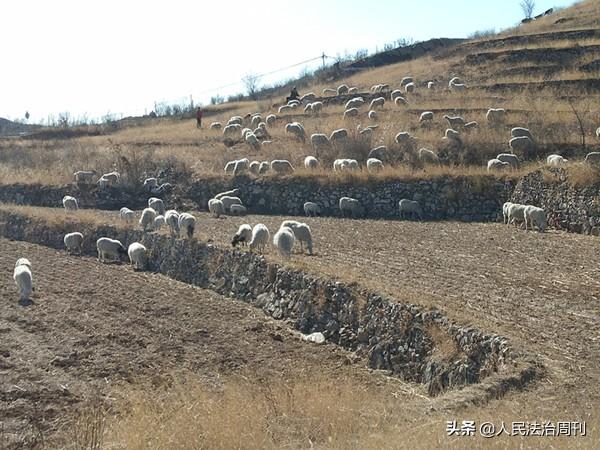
[232,224,252,247]
[596,127,600,138]
[509,136,534,154]
[511,127,533,140]
[444,128,461,141]
[259,161,270,174]
[223,123,242,136]
[98,171,120,188]
[13,259,33,302]
[507,203,527,228]
[304,156,319,170]
[395,131,414,145]
[400,76,414,87]
[449,77,462,87]
[278,105,292,113]
[153,215,165,229]
[227,116,243,125]
[128,242,148,271]
[370,97,385,110]
[369,146,387,161]
[487,159,511,172]
[150,183,172,196]
[497,153,519,168]
[96,237,127,263]
[419,148,440,164]
[347,87,359,94]
[585,152,600,164]
[120,207,135,223]
[309,101,323,114]
[343,107,359,119]
[339,197,364,218]
[486,108,506,125]
[285,122,306,142]
[64,232,84,255]
[143,177,158,192]
[502,202,514,225]
[210,122,222,130]
[301,92,317,103]
[427,81,435,89]
[273,226,295,259]
[208,198,224,217]
[333,159,359,172]
[214,189,240,200]
[450,83,467,92]
[281,220,313,255]
[233,158,250,176]
[245,133,261,151]
[248,224,270,253]
[178,213,196,239]
[390,89,403,101]
[337,84,349,95]
[139,207,157,231]
[419,111,434,124]
[464,121,479,131]
[148,197,165,215]
[73,170,97,184]
[329,128,348,143]
[394,96,408,106]
[164,210,180,236]
[304,202,321,217]
[345,97,365,110]
[547,154,568,166]
[311,133,330,151]
[250,115,262,128]
[524,206,547,232]
[62,195,78,212]
[323,88,337,95]
[219,196,243,212]
[367,158,384,173]
[249,161,261,175]
[398,199,423,220]
[368,110,378,121]
[265,114,277,126]
[271,160,295,175]
[230,204,247,215]
[404,82,415,93]
[444,115,465,128]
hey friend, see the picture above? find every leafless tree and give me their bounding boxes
[242,73,261,100]
[520,0,536,19]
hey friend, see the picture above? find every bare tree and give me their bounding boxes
[242,73,261,100]
[567,97,586,152]
[520,0,536,19]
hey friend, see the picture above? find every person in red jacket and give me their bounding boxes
[196,107,203,128]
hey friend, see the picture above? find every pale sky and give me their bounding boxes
[0,0,577,123]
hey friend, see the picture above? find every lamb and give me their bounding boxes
[62,195,78,212]
[444,115,465,128]
[64,232,84,255]
[304,156,319,170]
[210,122,222,130]
[367,158,384,173]
[178,212,196,238]
[398,199,423,220]
[509,136,534,154]
[404,82,416,93]
[270,160,295,175]
[486,108,506,125]
[507,203,527,228]
[230,204,247,215]
[73,170,97,184]
[394,96,408,106]
[369,146,387,161]
[369,97,385,110]
[419,148,440,164]
[487,159,510,172]
[343,108,359,119]
[311,133,330,151]
[273,226,295,259]
[143,177,158,192]
[339,197,364,218]
[208,198,225,217]
[345,97,365,110]
[502,202,514,225]
[219,196,243,212]
[233,158,250,176]
[304,202,321,217]
[497,153,519,169]
[164,210,180,236]
[524,205,546,232]
[128,242,148,270]
[281,220,313,255]
[337,84,349,95]
[547,154,568,166]
[419,111,434,124]
[585,152,600,164]
[139,207,158,231]
[285,122,306,142]
[96,237,127,263]
[214,189,240,200]
[265,114,277,126]
[153,215,165,229]
[148,197,165,215]
[232,224,252,247]
[248,224,270,253]
[511,127,533,140]
[223,123,242,136]
[13,259,33,302]
[329,128,348,143]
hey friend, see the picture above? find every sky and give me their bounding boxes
[0,0,577,123]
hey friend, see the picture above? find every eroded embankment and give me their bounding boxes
[0,210,540,400]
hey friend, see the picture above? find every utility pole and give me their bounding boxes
[321,52,326,68]
[190,94,194,109]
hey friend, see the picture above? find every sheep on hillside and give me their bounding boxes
[148,197,165,215]
[64,232,84,255]
[419,111,434,124]
[507,203,527,228]
[311,133,330,151]
[497,153,519,169]
[273,226,295,259]
[304,156,319,170]
[547,154,568,166]
[304,202,321,217]
[404,82,415,93]
[219,196,243,212]
[369,97,385,110]
[345,97,365,110]
[128,242,148,271]
[367,158,383,173]
[153,215,165,229]
[73,170,97,184]
[178,213,196,239]
[96,237,127,263]
[281,220,313,255]
[214,189,240,200]
[524,206,546,232]
[394,96,408,106]
[339,197,364,218]
[164,210,180,236]
[208,198,224,217]
[343,108,359,119]
[62,195,78,212]
[486,108,506,125]
[210,122,222,130]
[487,159,510,172]
[330,128,348,143]
[271,160,295,175]
[230,204,247,215]
[285,122,306,142]
[13,258,33,302]
[585,152,600,164]
[444,115,465,128]
[232,224,252,247]
[511,127,533,140]
[509,136,534,155]
[337,84,349,95]
[398,199,423,220]
[419,148,440,164]
[139,207,157,231]
[143,178,158,192]
[248,224,270,253]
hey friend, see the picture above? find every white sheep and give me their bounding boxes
[345,97,365,110]
[343,108,359,119]
[278,105,292,113]
[444,115,465,128]
[339,197,364,218]
[127,242,148,270]
[230,204,247,215]
[546,154,568,166]
[304,202,321,217]
[502,202,514,224]
[139,207,157,231]
[270,160,295,175]
[281,220,313,255]
[419,148,440,164]
[337,84,349,95]
[394,96,408,106]
[398,199,423,220]
[249,161,261,175]
[596,127,600,138]
[220,196,243,212]
[245,133,261,151]
[285,122,306,142]
[367,158,383,172]
[464,121,479,131]
[265,114,277,126]
[395,131,413,145]
[322,88,337,95]
[164,210,180,236]
[486,108,506,124]
[497,153,519,169]
[210,122,222,130]
[390,89,403,100]
[524,206,546,232]
[98,171,120,189]
[62,195,78,212]
[259,161,270,174]
[419,111,434,124]
[248,224,270,253]
[232,224,252,247]
[449,77,462,86]
[178,213,196,239]
[205,199,224,218]
[487,159,511,172]
[444,128,461,141]
[153,215,165,229]
[333,159,359,172]
[273,226,295,259]
[400,76,413,87]
[223,123,242,136]
[585,152,600,164]
[329,128,348,143]
[369,145,387,161]
[148,197,165,215]
[449,83,467,92]
[227,116,243,125]
[13,259,33,302]
[304,156,319,170]
[214,189,240,200]
[507,203,527,228]
[143,178,158,192]
[73,170,97,184]
[369,97,385,110]
[509,136,534,154]
[233,158,250,176]
[96,237,127,263]
[404,82,415,93]
[64,232,84,255]
[311,133,330,151]
[511,127,533,140]
[150,183,172,196]
[368,110,378,121]
[427,81,435,89]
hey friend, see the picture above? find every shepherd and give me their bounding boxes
[286,86,300,103]
[196,107,203,128]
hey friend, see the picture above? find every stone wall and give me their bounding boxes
[511,168,600,234]
[0,210,537,397]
